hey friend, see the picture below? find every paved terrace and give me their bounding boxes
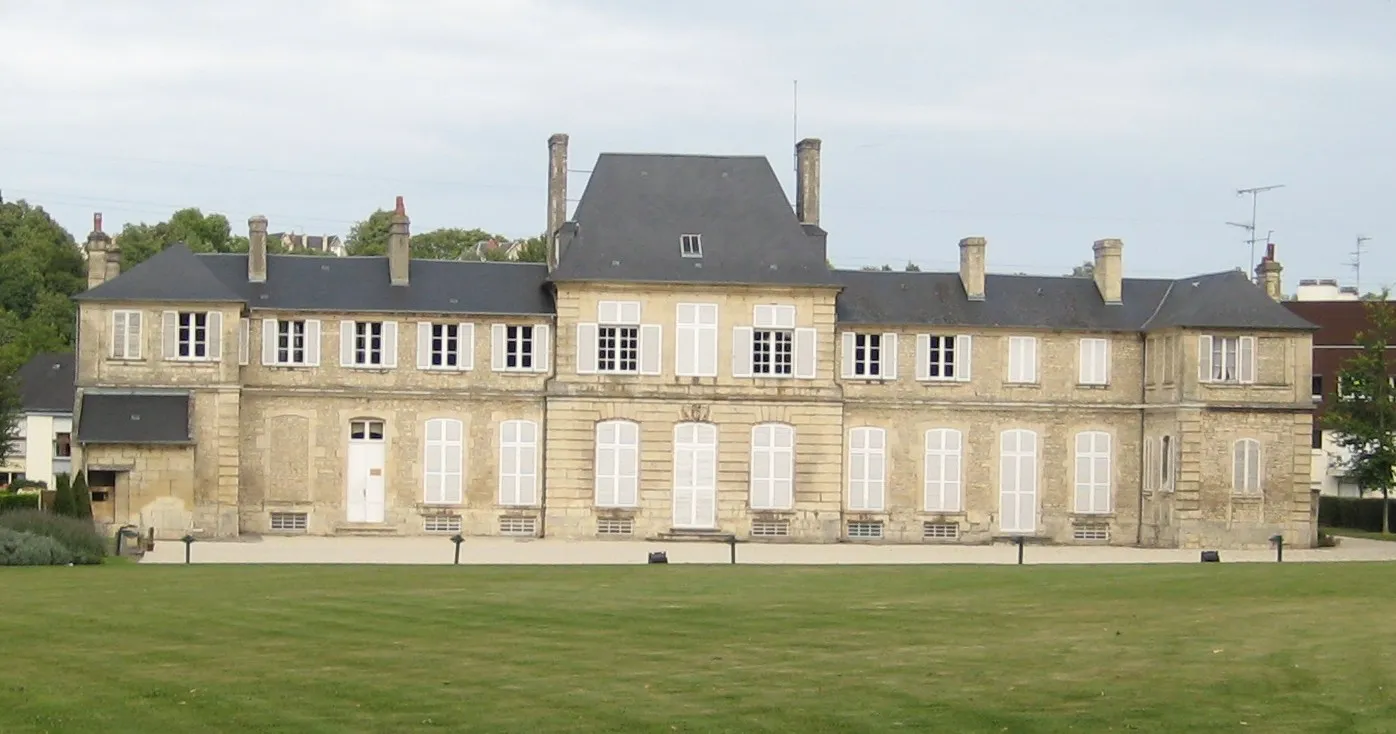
[139,535,1396,565]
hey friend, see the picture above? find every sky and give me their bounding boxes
[1,0,1393,286]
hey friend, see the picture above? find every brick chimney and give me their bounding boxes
[546,133,569,270]
[796,137,822,226]
[959,237,986,301]
[1255,242,1283,301]
[85,213,114,289]
[389,196,410,286]
[1092,238,1123,305]
[248,215,268,283]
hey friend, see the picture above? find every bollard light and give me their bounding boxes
[1270,534,1285,563]
[449,533,465,565]
[727,535,737,565]
[181,534,196,564]
[1015,535,1025,565]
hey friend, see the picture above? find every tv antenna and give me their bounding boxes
[1234,184,1285,274]
[1352,235,1373,295]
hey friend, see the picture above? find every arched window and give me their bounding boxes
[424,418,463,504]
[1074,431,1111,514]
[499,420,539,506]
[1232,439,1262,493]
[848,427,886,511]
[750,423,795,510]
[595,420,640,507]
[924,429,962,512]
[1000,429,1038,532]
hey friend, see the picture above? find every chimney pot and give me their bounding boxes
[1255,243,1283,301]
[394,195,405,215]
[958,236,986,301]
[1092,238,1124,305]
[93,212,103,233]
[795,137,822,226]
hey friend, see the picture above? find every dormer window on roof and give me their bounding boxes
[680,233,702,258]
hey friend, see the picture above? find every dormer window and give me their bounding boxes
[680,233,702,258]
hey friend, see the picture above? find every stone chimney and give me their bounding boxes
[248,215,268,283]
[959,237,986,301]
[1092,238,1123,305]
[796,137,822,226]
[1255,242,1283,301]
[85,213,114,289]
[546,133,569,270]
[389,196,410,286]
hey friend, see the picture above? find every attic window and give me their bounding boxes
[680,234,702,258]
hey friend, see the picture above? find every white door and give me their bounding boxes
[999,429,1038,533]
[347,420,387,523]
[673,423,717,528]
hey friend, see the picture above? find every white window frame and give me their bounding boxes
[1232,438,1262,494]
[594,420,640,508]
[110,310,143,360]
[491,323,550,373]
[1078,337,1110,386]
[417,321,473,371]
[1198,335,1256,384]
[499,419,539,506]
[999,429,1038,533]
[847,427,886,511]
[750,423,794,510]
[163,310,222,362]
[915,334,972,382]
[1006,336,1037,384]
[842,332,898,380]
[340,320,397,368]
[265,318,321,367]
[423,418,464,505]
[675,303,718,377]
[924,428,962,512]
[736,304,816,379]
[680,233,702,258]
[1073,431,1111,514]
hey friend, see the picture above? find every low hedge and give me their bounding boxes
[0,509,105,564]
[0,492,41,514]
[0,527,74,566]
[1318,496,1396,533]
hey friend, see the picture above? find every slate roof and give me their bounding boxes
[76,393,192,444]
[835,269,1317,332]
[550,153,837,287]
[15,352,75,414]
[76,245,554,315]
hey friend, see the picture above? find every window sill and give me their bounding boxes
[165,358,220,365]
[1230,493,1264,502]
[419,503,466,511]
[920,510,965,518]
[842,375,896,382]
[1003,381,1040,387]
[418,366,470,372]
[264,363,316,369]
[1070,512,1115,521]
[108,357,147,364]
[495,368,545,375]
[749,507,795,515]
[916,378,968,384]
[343,365,395,371]
[1075,383,1111,389]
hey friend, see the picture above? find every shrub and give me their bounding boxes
[0,527,74,566]
[6,478,47,492]
[1318,497,1396,533]
[0,492,41,514]
[1317,530,1339,548]
[0,509,105,564]
[71,472,92,520]
[51,473,75,518]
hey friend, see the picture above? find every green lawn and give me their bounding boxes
[4,564,1395,733]
[1325,527,1396,542]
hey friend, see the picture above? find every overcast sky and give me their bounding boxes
[2,0,1392,285]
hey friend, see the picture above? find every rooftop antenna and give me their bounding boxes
[792,80,799,186]
[1235,184,1285,275]
[1351,234,1373,295]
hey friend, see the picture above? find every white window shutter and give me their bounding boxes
[732,326,753,378]
[128,312,142,359]
[261,319,277,365]
[305,320,321,366]
[1239,336,1256,384]
[340,321,355,366]
[882,333,898,380]
[697,317,718,377]
[1026,337,1037,382]
[162,311,178,360]
[417,322,432,369]
[598,301,620,324]
[956,334,973,382]
[1198,335,1213,382]
[619,301,641,324]
[676,323,697,376]
[794,328,817,379]
[206,312,222,360]
[840,332,855,378]
[238,318,249,365]
[533,324,550,372]
[110,311,124,359]
[639,324,662,375]
[576,323,598,374]
[381,322,398,368]
[916,334,930,381]
[460,323,475,370]
[1078,339,1091,384]
[1102,339,1111,384]
[490,324,506,370]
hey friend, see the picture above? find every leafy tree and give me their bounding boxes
[1070,261,1094,278]
[411,228,499,260]
[515,236,548,263]
[71,472,92,520]
[52,473,75,518]
[117,208,238,269]
[345,210,395,256]
[904,261,921,272]
[1326,288,1396,534]
[0,369,19,467]
[0,200,84,374]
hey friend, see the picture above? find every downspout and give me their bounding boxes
[536,305,556,539]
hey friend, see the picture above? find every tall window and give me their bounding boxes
[595,420,639,507]
[1232,438,1262,493]
[1078,338,1109,385]
[752,304,796,376]
[423,419,463,504]
[675,303,718,377]
[1073,431,1111,513]
[110,310,143,360]
[499,420,539,505]
[750,423,794,510]
[1160,435,1173,490]
[848,427,886,511]
[1007,336,1037,383]
[279,320,307,364]
[1143,437,1156,490]
[924,428,962,512]
[1199,335,1256,384]
[999,429,1038,533]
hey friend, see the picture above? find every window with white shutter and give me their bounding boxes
[1073,431,1111,513]
[417,322,472,370]
[915,334,971,381]
[110,310,143,360]
[1199,335,1255,384]
[999,429,1038,533]
[749,304,802,377]
[1232,438,1262,493]
[750,423,794,510]
[1078,338,1109,385]
[493,324,546,372]
[499,420,539,505]
[343,320,395,367]
[167,311,220,361]
[596,300,642,373]
[423,418,463,504]
[595,420,640,507]
[842,333,898,380]
[264,319,319,366]
[924,428,962,512]
[676,303,718,377]
[847,427,886,511]
[1007,336,1037,383]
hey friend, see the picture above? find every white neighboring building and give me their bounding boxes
[1293,278,1360,302]
[0,353,75,489]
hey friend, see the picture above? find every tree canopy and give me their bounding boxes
[1325,289,1396,534]
[0,200,86,375]
[345,209,547,263]
[118,208,250,270]
[0,370,19,466]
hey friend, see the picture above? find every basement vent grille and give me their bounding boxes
[424,515,462,533]
[269,512,308,532]
[1073,526,1110,542]
[596,518,634,536]
[846,521,884,540]
[499,517,537,536]
[751,520,790,537]
[922,522,959,540]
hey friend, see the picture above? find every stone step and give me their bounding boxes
[334,523,399,537]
